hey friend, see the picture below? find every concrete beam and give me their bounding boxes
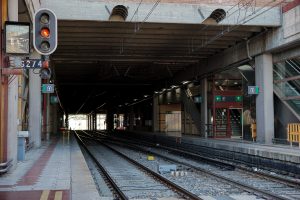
[172,6,300,83]
[273,45,300,63]
[42,0,281,26]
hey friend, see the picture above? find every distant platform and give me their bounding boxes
[128,131,300,175]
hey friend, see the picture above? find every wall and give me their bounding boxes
[42,0,280,26]
[159,104,181,134]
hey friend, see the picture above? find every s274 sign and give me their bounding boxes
[21,59,42,68]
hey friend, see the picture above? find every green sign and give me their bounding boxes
[215,95,243,103]
[41,84,54,93]
[215,95,222,102]
[194,96,202,103]
[235,96,242,102]
[50,96,58,104]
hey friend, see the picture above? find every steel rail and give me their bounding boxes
[103,130,300,187]
[107,139,290,200]
[74,131,128,200]
[98,141,203,200]
[89,131,299,199]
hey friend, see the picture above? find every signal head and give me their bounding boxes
[33,9,57,55]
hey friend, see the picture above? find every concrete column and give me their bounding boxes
[93,113,97,130]
[106,111,114,131]
[29,70,42,148]
[46,93,50,140]
[129,107,134,131]
[87,115,89,130]
[201,78,208,138]
[255,53,274,144]
[152,96,159,132]
[6,0,19,170]
[7,77,18,165]
[49,104,58,135]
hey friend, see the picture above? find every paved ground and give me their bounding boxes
[0,134,99,200]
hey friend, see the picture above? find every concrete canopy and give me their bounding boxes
[52,20,270,113]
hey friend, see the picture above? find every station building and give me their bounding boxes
[0,0,299,174]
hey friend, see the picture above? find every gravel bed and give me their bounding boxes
[117,143,300,200]
[86,144,180,199]
[109,144,249,198]
[80,145,113,198]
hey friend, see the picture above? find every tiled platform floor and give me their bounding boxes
[0,134,99,200]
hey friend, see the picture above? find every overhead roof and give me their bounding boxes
[53,20,264,113]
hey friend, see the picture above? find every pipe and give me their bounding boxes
[109,5,128,21]
[246,39,252,60]
[0,159,12,174]
[202,9,226,25]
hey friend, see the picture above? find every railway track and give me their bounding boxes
[81,130,300,200]
[75,131,202,200]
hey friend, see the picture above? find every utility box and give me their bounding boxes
[17,131,29,161]
[158,164,177,173]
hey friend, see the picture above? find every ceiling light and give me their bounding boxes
[182,81,190,85]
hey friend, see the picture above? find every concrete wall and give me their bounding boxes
[42,0,280,26]
[171,3,300,84]
[24,0,40,20]
[274,95,299,140]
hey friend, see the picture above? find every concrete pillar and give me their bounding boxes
[7,77,18,165]
[29,70,42,148]
[255,53,274,144]
[129,107,134,131]
[65,113,69,128]
[152,96,159,132]
[106,111,114,131]
[6,0,19,170]
[201,78,208,138]
[49,104,58,135]
[93,113,97,130]
[87,115,89,130]
[46,93,50,140]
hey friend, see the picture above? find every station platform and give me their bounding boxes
[183,135,300,164]
[0,134,99,200]
[128,131,300,175]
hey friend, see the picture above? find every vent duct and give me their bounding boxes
[109,5,128,21]
[202,9,226,24]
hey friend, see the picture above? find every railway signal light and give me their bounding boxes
[40,60,51,79]
[33,9,57,55]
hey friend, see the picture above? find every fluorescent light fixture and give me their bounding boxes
[182,81,190,85]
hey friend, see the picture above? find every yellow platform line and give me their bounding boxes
[54,191,63,200]
[40,190,50,200]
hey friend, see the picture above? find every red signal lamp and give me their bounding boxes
[40,27,50,38]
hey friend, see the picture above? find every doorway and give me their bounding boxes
[213,108,242,138]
